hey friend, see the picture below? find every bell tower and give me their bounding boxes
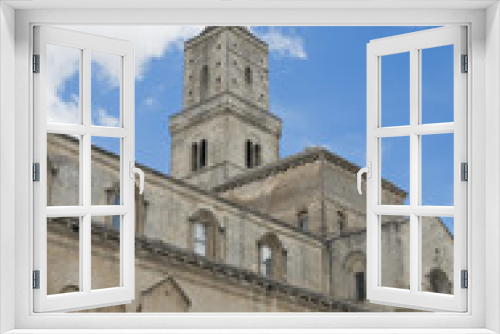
[169,27,282,190]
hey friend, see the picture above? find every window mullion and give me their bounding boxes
[82,47,92,294]
[409,47,420,294]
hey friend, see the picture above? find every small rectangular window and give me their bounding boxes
[246,140,254,168]
[192,142,198,171]
[200,139,207,168]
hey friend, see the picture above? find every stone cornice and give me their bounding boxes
[49,217,370,312]
[213,147,408,198]
[169,92,282,135]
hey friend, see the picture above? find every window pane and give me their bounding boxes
[92,216,121,290]
[193,223,206,256]
[421,133,454,206]
[381,52,410,127]
[261,245,272,276]
[421,45,454,124]
[421,216,454,295]
[47,133,81,206]
[91,137,121,206]
[46,44,81,125]
[380,215,410,290]
[91,52,121,127]
[47,217,80,295]
[381,136,410,205]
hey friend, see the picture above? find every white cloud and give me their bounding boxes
[46,26,308,124]
[66,26,204,82]
[144,97,155,106]
[47,26,204,124]
[96,109,120,127]
[46,44,81,124]
[254,28,307,59]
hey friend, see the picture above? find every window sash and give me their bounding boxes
[366,26,467,312]
[33,25,135,313]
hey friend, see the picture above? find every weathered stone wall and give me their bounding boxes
[48,134,326,294]
[48,218,364,313]
[183,27,269,110]
[220,161,324,234]
[217,149,407,237]
[420,216,455,293]
[225,29,269,111]
[330,216,454,302]
[171,112,280,189]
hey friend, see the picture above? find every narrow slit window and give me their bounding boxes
[200,139,207,168]
[192,142,198,172]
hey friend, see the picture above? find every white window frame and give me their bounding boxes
[0,2,498,333]
[366,26,467,312]
[32,26,136,313]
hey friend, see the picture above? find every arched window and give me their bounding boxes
[200,65,209,101]
[257,233,286,280]
[191,142,198,171]
[344,251,367,302]
[193,222,207,256]
[245,66,252,85]
[298,210,308,232]
[355,272,366,301]
[189,209,222,260]
[246,140,254,168]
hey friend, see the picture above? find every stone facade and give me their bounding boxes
[46,26,454,312]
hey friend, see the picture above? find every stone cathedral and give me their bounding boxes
[46,27,454,312]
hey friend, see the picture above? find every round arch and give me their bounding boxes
[188,208,223,260]
[343,251,367,302]
[257,232,287,281]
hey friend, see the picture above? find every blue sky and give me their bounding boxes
[54,26,454,232]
